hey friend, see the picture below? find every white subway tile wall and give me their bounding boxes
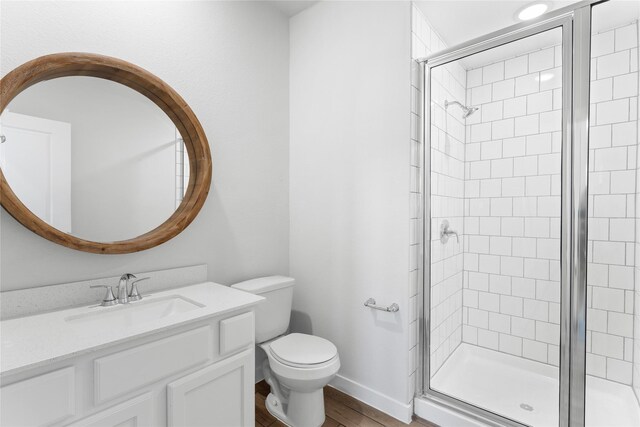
[462,34,564,368]
[588,22,639,386]
[412,6,465,383]
[635,12,640,411]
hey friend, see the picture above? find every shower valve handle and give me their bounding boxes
[440,220,459,244]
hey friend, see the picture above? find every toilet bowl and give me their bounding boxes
[262,333,340,426]
[231,277,340,427]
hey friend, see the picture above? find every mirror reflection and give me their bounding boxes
[0,76,189,242]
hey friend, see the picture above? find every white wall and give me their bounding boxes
[0,1,290,290]
[289,1,413,420]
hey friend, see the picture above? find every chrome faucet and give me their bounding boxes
[92,274,149,306]
[118,273,137,304]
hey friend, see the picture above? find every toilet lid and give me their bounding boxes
[269,333,337,366]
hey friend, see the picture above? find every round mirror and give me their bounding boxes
[2,76,190,242]
[0,53,212,254]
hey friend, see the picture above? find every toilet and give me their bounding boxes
[232,276,340,427]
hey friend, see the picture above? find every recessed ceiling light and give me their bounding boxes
[517,2,549,21]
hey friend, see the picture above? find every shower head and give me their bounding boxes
[444,100,479,119]
[462,105,479,118]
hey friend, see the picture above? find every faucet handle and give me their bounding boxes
[128,277,149,301]
[90,285,118,306]
[440,219,460,244]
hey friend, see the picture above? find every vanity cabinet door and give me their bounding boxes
[70,393,156,427]
[167,348,254,427]
[0,367,76,427]
[69,393,154,427]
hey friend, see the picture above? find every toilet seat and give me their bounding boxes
[267,350,340,383]
[269,333,337,368]
[261,334,341,384]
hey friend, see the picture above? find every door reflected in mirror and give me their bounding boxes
[0,76,190,242]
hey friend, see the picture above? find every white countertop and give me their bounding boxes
[1,282,263,377]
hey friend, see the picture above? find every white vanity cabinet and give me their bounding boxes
[0,284,261,427]
[167,349,254,426]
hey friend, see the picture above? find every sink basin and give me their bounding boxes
[65,295,204,328]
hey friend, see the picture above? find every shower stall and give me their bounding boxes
[416,1,640,426]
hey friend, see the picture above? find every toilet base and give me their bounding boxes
[265,392,291,426]
[265,391,326,427]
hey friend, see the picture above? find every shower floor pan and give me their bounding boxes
[431,344,640,426]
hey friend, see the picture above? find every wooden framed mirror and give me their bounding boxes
[0,53,212,254]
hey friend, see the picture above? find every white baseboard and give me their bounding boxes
[329,374,413,424]
[414,396,487,427]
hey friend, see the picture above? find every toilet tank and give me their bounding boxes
[231,276,294,343]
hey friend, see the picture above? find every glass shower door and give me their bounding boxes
[425,26,567,426]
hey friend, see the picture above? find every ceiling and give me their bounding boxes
[267,1,639,68]
[269,1,639,31]
[269,1,318,17]
[415,1,573,48]
[415,0,640,69]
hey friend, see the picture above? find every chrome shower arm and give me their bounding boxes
[444,100,464,110]
[444,99,478,118]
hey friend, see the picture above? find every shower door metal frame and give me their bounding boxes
[417,1,600,426]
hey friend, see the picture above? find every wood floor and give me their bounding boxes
[255,381,437,427]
